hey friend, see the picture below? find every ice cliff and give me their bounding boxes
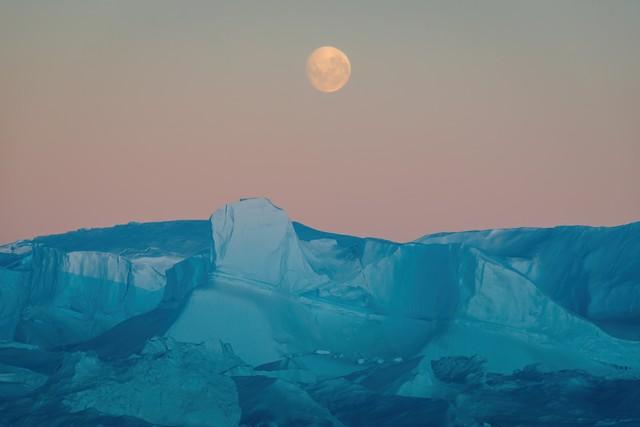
[419,223,640,338]
[0,220,210,346]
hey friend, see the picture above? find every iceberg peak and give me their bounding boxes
[237,196,282,210]
[210,198,323,292]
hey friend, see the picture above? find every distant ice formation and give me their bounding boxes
[1,198,639,426]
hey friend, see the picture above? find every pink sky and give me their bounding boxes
[1,1,639,244]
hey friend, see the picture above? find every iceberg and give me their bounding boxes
[0,220,210,346]
[419,223,640,338]
[0,197,639,426]
[211,198,325,293]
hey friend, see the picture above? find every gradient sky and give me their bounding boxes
[1,1,639,244]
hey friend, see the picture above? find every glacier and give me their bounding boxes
[0,197,639,426]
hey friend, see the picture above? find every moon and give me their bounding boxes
[306,46,351,93]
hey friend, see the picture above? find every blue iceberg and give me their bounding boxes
[1,197,639,426]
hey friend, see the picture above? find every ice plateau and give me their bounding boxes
[0,197,639,426]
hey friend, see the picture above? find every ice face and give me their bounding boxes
[211,198,325,293]
[0,267,28,340]
[419,223,640,338]
[0,220,210,347]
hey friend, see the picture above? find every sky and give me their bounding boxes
[1,1,639,244]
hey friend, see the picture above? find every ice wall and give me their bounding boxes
[211,198,326,293]
[0,221,211,347]
[419,223,640,328]
[191,198,640,371]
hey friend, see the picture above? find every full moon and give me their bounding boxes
[306,46,351,93]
